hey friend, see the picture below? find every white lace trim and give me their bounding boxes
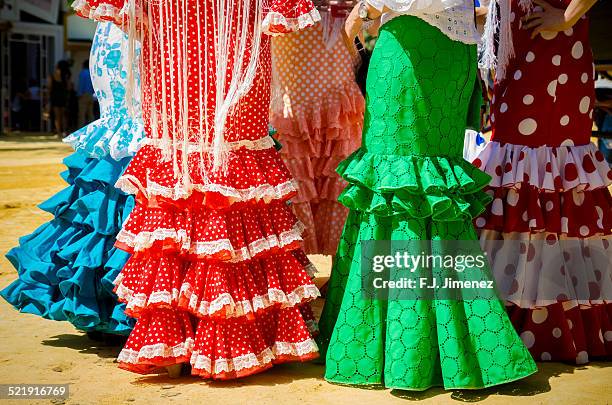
[200,180,298,204]
[116,172,298,203]
[72,0,124,23]
[285,284,320,307]
[115,174,144,197]
[118,338,195,364]
[116,227,191,252]
[190,338,318,374]
[262,9,322,36]
[380,0,479,45]
[116,221,305,261]
[144,136,275,154]
[273,339,319,357]
[114,281,181,314]
[181,283,320,318]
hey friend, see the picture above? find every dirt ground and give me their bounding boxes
[0,134,610,405]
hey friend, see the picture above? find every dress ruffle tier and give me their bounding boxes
[64,113,144,161]
[337,149,493,220]
[1,152,135,335]
[115,142,299,208]
[473,140,612,364]
[507,302,612,363]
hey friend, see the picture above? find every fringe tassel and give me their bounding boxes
[321,10,344,50]
[121,0,272,193]
[518,0,533,12]
[479,0,515,82]
[207,0,265,174]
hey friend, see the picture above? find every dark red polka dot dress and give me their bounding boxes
[73,0,322,379]
[473,0,612,364]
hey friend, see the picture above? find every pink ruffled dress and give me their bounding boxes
[270,11,364,255]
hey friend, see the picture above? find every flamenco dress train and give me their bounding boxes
[317,14,537,390]
[1,22,144,335]
[473,0,612,364]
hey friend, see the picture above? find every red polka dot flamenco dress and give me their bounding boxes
[73,0,322,378]
[473,0,612,364]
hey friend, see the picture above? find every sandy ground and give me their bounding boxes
[0,134,610,405]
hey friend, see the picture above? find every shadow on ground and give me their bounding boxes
[389,362,612,402]
[42,333,124,359]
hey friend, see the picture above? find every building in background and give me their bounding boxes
[0,0,96,134]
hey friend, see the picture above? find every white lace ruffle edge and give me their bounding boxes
[114,282,181,315]
[72,0,124,24]
[180,283,320,318]
[481,230,612,309]
[115,174,298,205]
[262,9,322,36]
[118,338,195,364]
[190,338,318,375]
[143,135,275,154]
[115,221,306,261]
[115,174,143,197]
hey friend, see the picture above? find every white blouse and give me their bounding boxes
[366,0,479,44]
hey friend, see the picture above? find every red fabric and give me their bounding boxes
[118,144,298,208]
[265,0,319,34]
[118,308,195,374]
[116,200,302,258]
[475,184,612,237]
[190,307,318,379]
[490,0,594,147]
[508,303,612,363]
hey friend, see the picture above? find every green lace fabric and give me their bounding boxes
[317,16,537,390]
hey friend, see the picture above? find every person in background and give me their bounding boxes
[11,77,28,131]
[77,59,95,127]
[27,79,42,131]
[48,61,72,138]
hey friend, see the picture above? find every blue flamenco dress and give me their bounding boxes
[1,22,144,335]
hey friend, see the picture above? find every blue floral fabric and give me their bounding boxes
[64,22,144,160]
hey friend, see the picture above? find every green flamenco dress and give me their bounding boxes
[317,16,537,390]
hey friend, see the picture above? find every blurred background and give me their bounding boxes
[0,0,97,136]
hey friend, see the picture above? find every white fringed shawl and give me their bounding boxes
[124,0,267,192]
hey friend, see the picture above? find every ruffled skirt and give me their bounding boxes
[2,151,135,335]
[111,136,321,378]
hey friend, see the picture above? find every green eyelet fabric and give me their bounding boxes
[317,15,537,391]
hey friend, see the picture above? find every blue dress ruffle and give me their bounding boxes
[2,152,135,334]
